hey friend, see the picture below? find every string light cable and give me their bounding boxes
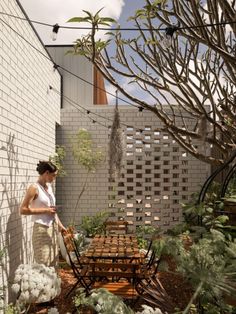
[51,84,207,146]
[55,84,173,143]
[58,91,109,129]
[0,15,196,121]
[50,85,161,140]
[49,85,154,135]
[0,11,236,32]
[50,86,128,127]
[0,15,140,110]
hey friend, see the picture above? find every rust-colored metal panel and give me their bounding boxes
[93,67,108,105]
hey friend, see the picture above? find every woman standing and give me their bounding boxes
[20,161,66,266]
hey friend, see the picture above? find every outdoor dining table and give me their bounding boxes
[83,234,142,262]
[81,234,143,299]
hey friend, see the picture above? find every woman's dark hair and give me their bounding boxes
[36,161,57,175]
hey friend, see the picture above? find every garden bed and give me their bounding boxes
[28,261,192,313]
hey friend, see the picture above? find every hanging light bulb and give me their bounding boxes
[161,26,178,49]
[51,23,60,41]
[53,63,59,72]
[137,106,144,117]
[47,85,52,94]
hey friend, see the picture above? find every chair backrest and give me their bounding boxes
[61,231,91,296]
[88,261,139,280]
[145,250,161,279]
[61,231,83,269]
[139,240,161,277]
[105,220,129,235]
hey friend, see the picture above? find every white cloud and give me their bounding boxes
[105,83,117,104]
[202,1,234,35]
[106,57,229,107]
[19,0,125,44]
[106,77,140,105]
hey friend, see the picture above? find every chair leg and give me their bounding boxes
[66,278,92,297]
[72,308,77,314]
[66,279,81,297]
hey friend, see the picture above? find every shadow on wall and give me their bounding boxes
[0,134,30,303]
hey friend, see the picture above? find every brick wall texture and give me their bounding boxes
[0,0,61,305]
[56,106,211,232]
[46,47,210,233]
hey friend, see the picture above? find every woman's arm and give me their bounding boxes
[19,185,56,216]
[55,213,67,232]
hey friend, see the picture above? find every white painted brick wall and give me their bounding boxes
[0,0,61,305]
[56,106,210,231]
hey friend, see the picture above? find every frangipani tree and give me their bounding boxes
[68,0,236,165]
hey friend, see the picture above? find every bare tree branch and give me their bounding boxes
[69,0,236,165]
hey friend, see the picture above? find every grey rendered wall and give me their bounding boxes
[0,0,61,305]
[46,46,93,107]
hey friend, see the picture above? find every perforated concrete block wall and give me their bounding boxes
[56,106,210,232]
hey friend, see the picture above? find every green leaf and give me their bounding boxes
[82,10,93,19]
[101,17,116,23]
[154,0,163,3]
[135,9,146,16]
[217,202,224,210]
[206,207,214,213]
[216,215,229,224]
[97,22,112,26]
[94,7,105,16]
[67,17,90,23]
[105,32,116,38]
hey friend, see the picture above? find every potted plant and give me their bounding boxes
[79,210,110,238]
[135,225,159,250]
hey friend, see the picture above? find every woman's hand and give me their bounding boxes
[48,206,57,215]
[59,225,67,233]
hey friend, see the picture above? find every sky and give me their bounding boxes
[19,0,143,45]
[18,0,230,106]
[19,0,143,104]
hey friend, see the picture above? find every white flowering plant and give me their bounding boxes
[12,264,61,305]
[74,288,164,314]
[48,308,72,314]
[136,305,163,314]
[48,307,60,314]
[74,288,134,314]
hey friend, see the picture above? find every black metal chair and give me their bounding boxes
[61,231,92,297]
[197,150,236,226]
[105,220,129,235]
[135,248,161,295]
